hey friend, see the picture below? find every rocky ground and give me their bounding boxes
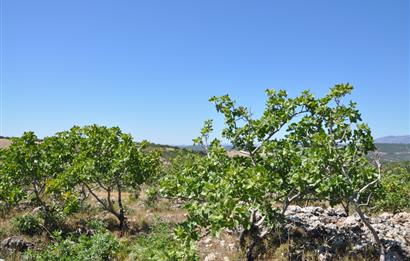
[2,206,409,260]
[200,206,410,261]
[284,206,410,260]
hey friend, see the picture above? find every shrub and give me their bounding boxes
[161,84,384,260]
[12,214,42,236]
[0,132,81,230]
[64,125,161,230]
[375,165,410,213]
[130,222,198,261]
[86,219,107,231]
[25,230,120,261]
[0,227,6,239]
[144,187,160,208]
[0,125,160,231]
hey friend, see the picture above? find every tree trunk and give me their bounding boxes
[353,203,385,261]
[246,241,256,261]
[117,183,127,231]
[341,201,350,216]
[118,210,127,231]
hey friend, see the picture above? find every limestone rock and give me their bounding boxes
[204,253,217,261]
[0,236,34,252]
[284,206,410,260]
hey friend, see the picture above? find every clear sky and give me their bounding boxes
[1,0,409,144]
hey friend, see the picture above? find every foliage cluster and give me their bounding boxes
[25,228,120,261]
[12,213,42,236]
[375,162,410,213]
[161,84,385,260]
[0,125,160,231]
[1,85,408,261]
[130,222,198,261]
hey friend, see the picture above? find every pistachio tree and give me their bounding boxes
[0,125,161,232]
[0,133,40,208]
[161,84,384,260]
[285,85,385,259]
[66,125,160,230]
[0,132,79,229]
[375,163,410,213]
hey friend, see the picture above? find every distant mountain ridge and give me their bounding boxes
[375,135,410,144]
[2,136,410,161]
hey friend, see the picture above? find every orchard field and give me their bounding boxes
[1,85,409,261]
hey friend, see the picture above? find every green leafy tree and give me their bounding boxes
[284,85,385,259]
[0,132,42,206]
[66,125,160,230]
[0,125,160,232]
[130,222,198,261]
[25,228,120,261]
[0,132,78,228]
[375,164,410,213]
[161,84,385,260]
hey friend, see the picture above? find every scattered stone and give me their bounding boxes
[284,206,410,260]
[380,212,393,220]
[227,243,236,250]
[31,206,43,214]
[204,253,217,261]
[199,206,409,260]
[0,236,34,252]
[326,208,347,217]
[317,245,333,261]
[343,215,358,226]
[304,206,324,216]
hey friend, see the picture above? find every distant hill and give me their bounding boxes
[177,144,233,151]
[0,137,12,149]
[375,135,410,144]
[179,143,410,162]
[2,137,409,162]
[373,143,410,162]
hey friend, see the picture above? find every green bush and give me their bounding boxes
[375,165,410,213]
[25,230,120,261]
[86,219,107,230]
[12,214,42,235]
[130,222,198,261]
[0,227,6,239]
[144,187,160,208]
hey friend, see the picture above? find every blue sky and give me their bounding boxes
[2,0,409,144]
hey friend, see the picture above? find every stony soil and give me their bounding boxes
[284,206,410,260]
[201,206,410,261]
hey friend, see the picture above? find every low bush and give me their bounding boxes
[25,229,120,261]
[130,222,198,261]
[86,219,107,231]
[375,165,410,213]
[12,214,42,236]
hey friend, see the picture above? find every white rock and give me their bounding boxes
[343,216,358,226]
[204,253,217,261]
[228,243,236,250]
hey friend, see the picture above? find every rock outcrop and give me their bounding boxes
[0,236,34,252]
[284,206,410,260]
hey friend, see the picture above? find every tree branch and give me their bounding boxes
[82,182,108,210]
[252,109,308,155]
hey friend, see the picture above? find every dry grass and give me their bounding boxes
[0,138,11,149]
[198,230,244,261]
[0,190,376,261]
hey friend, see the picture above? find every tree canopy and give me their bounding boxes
[161,84,384,260]
[0,125,160,230]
